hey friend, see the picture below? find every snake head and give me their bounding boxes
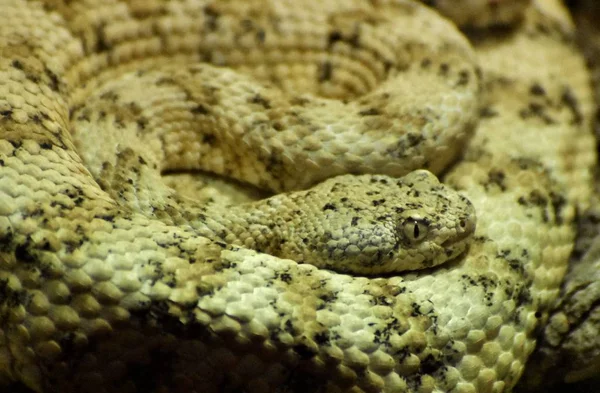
[273,170,476,275]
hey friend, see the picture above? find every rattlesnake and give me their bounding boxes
[0,1,596,393]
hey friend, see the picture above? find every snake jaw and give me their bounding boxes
[437,224,475,265]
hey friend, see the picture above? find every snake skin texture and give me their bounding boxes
[516,1,600,391]
[0,0,596,392]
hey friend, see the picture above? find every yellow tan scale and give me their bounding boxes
[0,0,595,393]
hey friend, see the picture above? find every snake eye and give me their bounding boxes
[403,218,429,243]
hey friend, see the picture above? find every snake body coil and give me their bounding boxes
[0,0,596,392]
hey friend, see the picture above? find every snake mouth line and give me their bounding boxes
[439,225,475,265]
[444,235,473,260]
[441,229,472,249]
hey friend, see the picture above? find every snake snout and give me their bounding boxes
[448,220,474,245]
[458,214,476,240]
[440,212,476,253]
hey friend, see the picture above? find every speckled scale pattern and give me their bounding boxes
[516,1,600,389]
[193,171,476,274]
[64,1,481,193]
[0,0,595,393]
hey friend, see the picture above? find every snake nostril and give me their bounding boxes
[443,220,475,247]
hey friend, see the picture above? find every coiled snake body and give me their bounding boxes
[0,0,596,392]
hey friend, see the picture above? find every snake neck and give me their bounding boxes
[187,200,286,256]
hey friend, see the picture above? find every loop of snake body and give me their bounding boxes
[0,0,596,392]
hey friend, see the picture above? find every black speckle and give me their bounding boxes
[323,203,336,211]
[9,140,22,149]
[202,133,216,145]
[45,67,61,92]
[313,331,329,345]
[15,244,36,263]
[479,107,498,118]
[256,30,265,43]
[279,273,292,283]
[517,190,550,222]
[420,353,444,374]
[410,302,422,317]
[249,94,271,109]
[359,108,380,116]
[191,104,209,115]
[318,61,332,82]
[327,29,359,48]
[290,96,310,106]
[95,214,115,223]
[95,24,111,52]
[203,5,220,30]
[529,83,546,96]
[11,60,24,70]
[561,86,583,125]
[549,191,567,225]
[372,199,386,207]
[384,61,393,74]
[456,70,470,86]
[439,63,449,75]
[519,102,556,125]
[114,115,125,129]
[328,31,343,47]
[527,190,548,207]
[487,169,506,191]
[0,279,29,308]
[136,117,148,130]
[516,287,532,306]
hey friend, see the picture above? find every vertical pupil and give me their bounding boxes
[413,223,420,239]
